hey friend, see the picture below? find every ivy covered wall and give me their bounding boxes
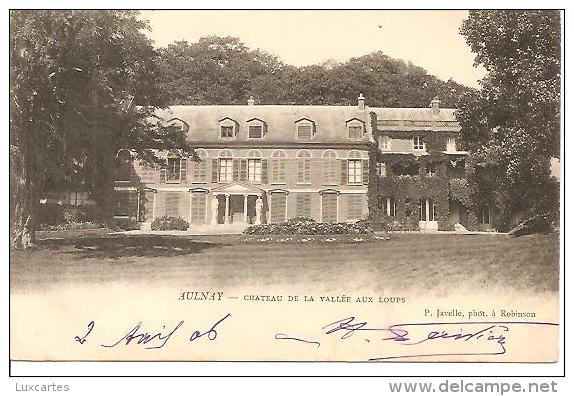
[367,131,488,231]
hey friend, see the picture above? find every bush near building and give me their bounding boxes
[150,215,190,231]
[35,203,105,230]
[243,217,373,235]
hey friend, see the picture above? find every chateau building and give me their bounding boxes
[114,95,486,231]
[114,95,372,228]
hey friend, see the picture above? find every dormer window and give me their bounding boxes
[346,118,365,140]
[295,118,315,140]
[413,136,425,150]
[249,125,263,138]
[221,126,234,139]
[247,118,266,139]
[219,117,238,139]
[165,118,189,133]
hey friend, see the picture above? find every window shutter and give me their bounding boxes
[159,168,166,184]
[362,159,369,185]
[233,159,240,181]
[261,159,268,184]
[304,159,311,183]
[271,159,278,183]
[240,159,247,181]
[180,158,187,182]
[297,159,304,183]
[280,160,286,183]
[341,160,348,185]
[211,159,219,183]
[323,160,330,184]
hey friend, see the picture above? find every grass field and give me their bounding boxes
[9,231,559,294]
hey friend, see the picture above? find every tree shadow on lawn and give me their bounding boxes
[38,234,231,259]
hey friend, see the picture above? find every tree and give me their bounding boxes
[457,11,561,229]
[157,37,472,107]
[10,10,190,249]
[157,36,284,105]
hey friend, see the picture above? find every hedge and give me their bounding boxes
[243,217,372,235]
[151,215,189,231]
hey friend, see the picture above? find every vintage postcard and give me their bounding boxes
[9,9,562,369]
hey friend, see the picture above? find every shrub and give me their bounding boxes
[38,221,104,231]
[151,215,189,231]
[467,212,480,231]
[243,218,372,235]
[36,203,103,227]
[508,212,553,236]
[356,216,390,232]
[388,216,419,232]
[36,202,65,225]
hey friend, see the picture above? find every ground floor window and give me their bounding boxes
[114,191,133,217]
[164,192,180,217]
[296,193,312,218]
[270,193,287,223]
[480,206,490,224]
[321,193,338,223]
[191,192,207,224]
[419,198,437,221]
[346,194,363,220]
[383,197,396,217]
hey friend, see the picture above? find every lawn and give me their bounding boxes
[10,232,559,294]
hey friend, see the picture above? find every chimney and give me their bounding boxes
[358,93,365,110]
[430,96,440,115]
[247,96,255,106]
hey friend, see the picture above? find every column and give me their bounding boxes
[386,197,391,216]
[243,194,248,224]
[425,198,430,222]
[188,191,193,224]
[262,193,268,224]
[211,194,219,225]
[136,190,141,222]
[152,191,156,220]
[225,194,230,224]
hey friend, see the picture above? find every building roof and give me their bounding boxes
[155,105,373,146]
[153,102,462,146]
[371,107,461,132]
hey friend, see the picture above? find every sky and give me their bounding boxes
[139,10,487,88]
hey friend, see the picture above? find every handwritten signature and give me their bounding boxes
[275,316,558,360]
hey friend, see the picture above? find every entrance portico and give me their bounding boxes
[211,182,267,225]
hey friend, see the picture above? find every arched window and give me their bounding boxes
[296,150,312,184]
[219,149,234,158]
[247,149,262,158]
[347,149,362,159]
[247,149,262,183]
[218,149,234,182]
[191,149,208,183]
[271,150,287,184]
[322,150,338,185]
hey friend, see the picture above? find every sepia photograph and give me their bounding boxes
[8,8,563,379]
